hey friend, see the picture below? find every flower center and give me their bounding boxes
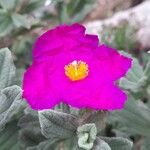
[64,60,89,81]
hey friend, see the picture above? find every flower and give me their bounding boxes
[23,23,132,110]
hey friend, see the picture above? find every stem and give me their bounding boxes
[78,109,93,125]
[78,109,108,133]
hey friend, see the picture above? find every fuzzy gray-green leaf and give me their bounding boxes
[0,0,16,10]
[0,16,13,37]
[0,120,19,150]
[11,13,30,29]
[0,48,15,89]
[92,138,111,150]
[18,108,46,149]
[27,139,60,150]
[100,137,133,150]
[39,110,78,139]
[108,96,150,136]
[0,85,23,130]
[77,123,97,150]
[144,57,150,84]
[141,138,150,150]
[119,54,147,93]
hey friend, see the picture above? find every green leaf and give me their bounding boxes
[0,9,7,14]
[57,2,69,23]
[119,53,147,93]
[18,108,46,149]
[39,110,78,139]
[141,138,150,150]
[21,0,45,14]
[108,96,150,136]
[77,123,97,150]
[144,57,150,83]
[0,16,13,37]
[0,0,16,10]
[67,0,81,15]
[92,138,111,150]
[11,13,30,29]
[0,48,15,89]
[70,4,94,23]
[100,137,133,150]
[68,0,94,21]
[0,85,23,130]
[100,25,135,51]
[27,137,79,150]
[0,120,19,150]
[27,139,60,150]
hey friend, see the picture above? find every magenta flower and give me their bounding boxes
[23,23,132,110]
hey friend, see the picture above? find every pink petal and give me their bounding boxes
[95,45,132,80]
[23,61,61,110]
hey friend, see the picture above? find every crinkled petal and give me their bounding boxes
[95,45,132,80]
[23,61,61,110]
[64,23,85,35]
[33,23,85,59]
[82,34,99,47]
[33,24,99,61]
[97,84,127,110]
[62,81,127,110]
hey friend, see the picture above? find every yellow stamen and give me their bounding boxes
[65,60,89,81]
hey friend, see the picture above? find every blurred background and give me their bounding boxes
[0,0,149,85]
[0,0,150,149]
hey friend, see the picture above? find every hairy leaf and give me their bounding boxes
[0,48,15,89]
[11,13,30,29]
[18,108,46,149]
[27,139,61,150]
[100,137,133,150]
[21,0,45,14]
[108,96,150,136]
[119,53,147,93]
[0,0,16,10]
[77,123,97,150]
[39,110,78,139]
[141,138,150,150]
[0,85,24,130]
[92,138,111,150]
[0,18,13,37]
[0,120,19,150]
